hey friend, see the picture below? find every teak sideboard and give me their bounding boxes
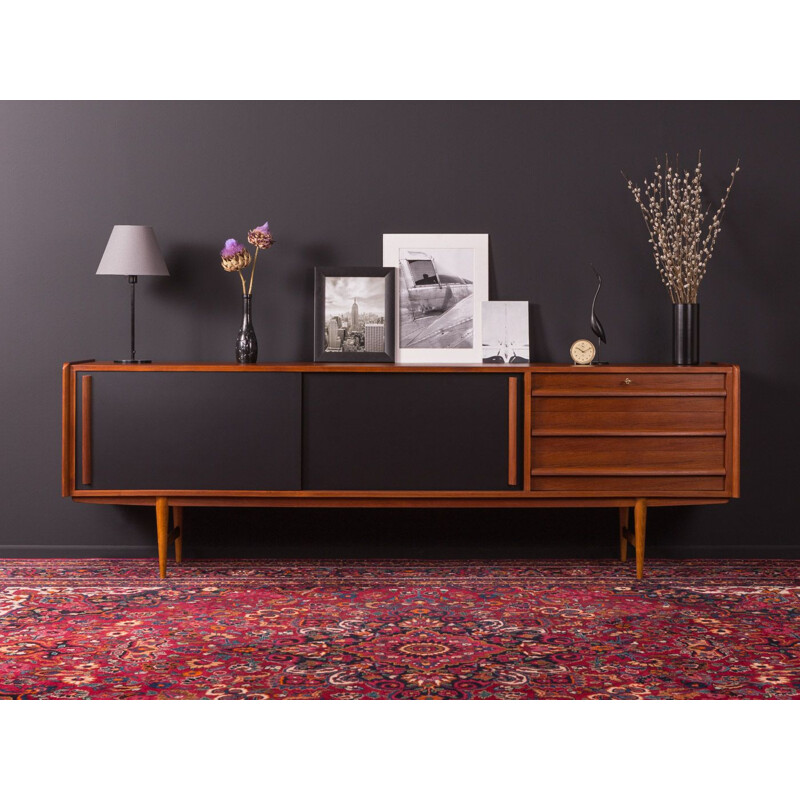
[62,362,740,579]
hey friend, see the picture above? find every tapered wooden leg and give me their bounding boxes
[634,498,647,580]
[156,497,169,580]
[619,507,630,562]
[173,506,183,564]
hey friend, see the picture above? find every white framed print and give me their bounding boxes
[383,233,489,364]
[481,301,530,363]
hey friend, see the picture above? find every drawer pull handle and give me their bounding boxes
[624,378,632,385]
[81,375,92,485]
[508,376,518,486]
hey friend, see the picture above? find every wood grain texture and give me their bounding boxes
[69,370,76,496]
[531,396,725,434]
[531,436,725,472]
[523,370,532,492]
[61,364,71,497]
[532,395,726,414]
[530,475,725,493]
[63,360,95,497]
[73,362,531,374]
[155,497,169,580]
[532,392,725,412]
[634,498,647,579]
[81,375,92,485]
[508,376,518,486]
[72,495,731,509]
[70,362,735,374]
[532,371,726,393]
[532,429,725,437]
[730,366,741,498]
[531,390,727,398]
[72,488,604,499]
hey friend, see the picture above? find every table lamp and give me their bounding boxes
[96,225,170,363]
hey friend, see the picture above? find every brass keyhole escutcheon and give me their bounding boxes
[624,378,632,385]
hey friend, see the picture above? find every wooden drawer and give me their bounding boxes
[531,395,726,435]
[531,371,726,395]
[530,475,726,493]
[531,436,725,473]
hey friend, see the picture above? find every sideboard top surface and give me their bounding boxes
[65,361,738,373]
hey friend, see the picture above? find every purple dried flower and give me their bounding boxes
[220,239,251,273]
[247,222,275,250]
[221,238,245,259]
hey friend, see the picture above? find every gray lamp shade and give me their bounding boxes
[96,225,169,277]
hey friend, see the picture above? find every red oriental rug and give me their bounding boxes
[0,559,798,699]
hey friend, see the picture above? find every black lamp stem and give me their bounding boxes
[114,275,150,363]
[130,274,137,361]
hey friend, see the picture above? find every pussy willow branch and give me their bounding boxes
[623,153,740,304]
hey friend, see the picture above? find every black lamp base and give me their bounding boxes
[115,359,152,364]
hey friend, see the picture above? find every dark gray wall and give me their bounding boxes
[1,101,798,558]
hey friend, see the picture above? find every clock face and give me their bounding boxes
[570,339,596,365]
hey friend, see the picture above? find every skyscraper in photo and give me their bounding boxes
[364,323,385,352]
[327,319,340,350]
[351,298,359,330]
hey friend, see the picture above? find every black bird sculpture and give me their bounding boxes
[590,265,606,344]
[589,265,608,364]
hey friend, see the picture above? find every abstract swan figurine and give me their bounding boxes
[590,265,606,344]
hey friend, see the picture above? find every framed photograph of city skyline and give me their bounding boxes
[314,267,395,362]
[383,234,489,364]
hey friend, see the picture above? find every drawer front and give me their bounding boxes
[531,436,725,473]
[526,370,735,496]
[531,371,726,394]
[529,475,726,493]
[531,395,725,434]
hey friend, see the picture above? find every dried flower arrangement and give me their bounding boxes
[220,221,275,296]
[623,154,740,303]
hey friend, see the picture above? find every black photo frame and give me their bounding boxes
[314,267,396,362]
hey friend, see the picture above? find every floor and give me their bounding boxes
[0,559,798,699]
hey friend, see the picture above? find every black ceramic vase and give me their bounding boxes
[236,294,258,364]
[673,303,699,365]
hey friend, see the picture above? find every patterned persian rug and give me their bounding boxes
[0,559,798,700]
